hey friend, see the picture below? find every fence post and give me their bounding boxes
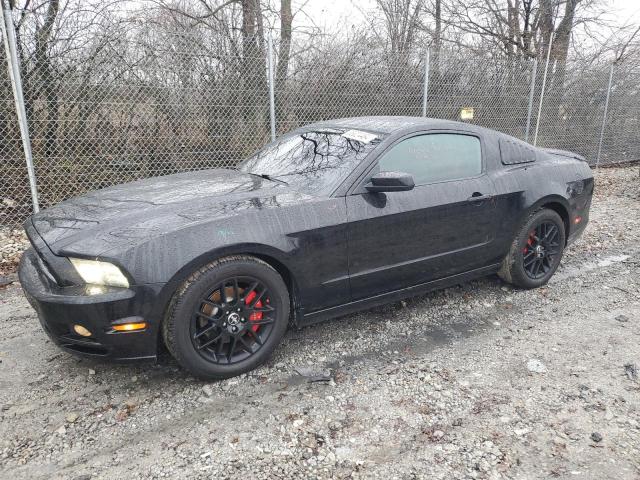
[267,35,276,142]
[533,33,554,147]
[595,63,614,171]
[1,6,39,213]
[524,59,538,143]
[421,48,430,117]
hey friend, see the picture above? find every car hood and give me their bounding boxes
[30,169,309,256]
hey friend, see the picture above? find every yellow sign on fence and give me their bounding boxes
[460,107,474,120]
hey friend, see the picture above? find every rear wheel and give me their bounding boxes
[163,256,289,379]
[498,209,566,289]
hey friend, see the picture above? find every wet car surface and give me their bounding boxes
[18,116,594,378]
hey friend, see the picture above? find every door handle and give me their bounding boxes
[467,192,493,203]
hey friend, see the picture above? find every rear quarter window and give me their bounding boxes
[499,138,537,165]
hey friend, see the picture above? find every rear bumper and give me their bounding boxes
[19,248,163,362]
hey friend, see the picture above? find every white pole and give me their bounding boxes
[1,7,39,213]
[421,48,430,117]
[595,63,614,172]
[267,35,276,142]
[533,32,554,147]
[524,59,538,143]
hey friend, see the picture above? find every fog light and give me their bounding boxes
[574,216,582,224]
[73,324,92,337]
[112,322,147,332]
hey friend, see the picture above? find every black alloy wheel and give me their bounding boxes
[498,208,566,289]
[163,255,289,380]
[521,221,562,280]
[191,276,276,364]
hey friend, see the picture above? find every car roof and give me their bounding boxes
[305,116,490,135]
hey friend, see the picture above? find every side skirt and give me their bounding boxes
[298,263,501,327]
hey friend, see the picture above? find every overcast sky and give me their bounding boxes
[294,0,640,36]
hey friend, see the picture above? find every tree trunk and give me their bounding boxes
[538,0,554,62]
[35,0,60,160]
[275,0,292,131]
[433,0,441,74]
[240,0,266,134]
[551,0,577,90]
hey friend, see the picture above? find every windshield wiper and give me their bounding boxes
[250,172,289,185]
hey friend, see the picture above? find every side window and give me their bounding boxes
[377,133,482,185]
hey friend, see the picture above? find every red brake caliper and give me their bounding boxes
[523,230,535,254]
[244,290,263,333]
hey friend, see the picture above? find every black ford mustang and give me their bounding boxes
[19,117,593,379]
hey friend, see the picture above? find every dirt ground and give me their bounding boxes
[0,166,638,480]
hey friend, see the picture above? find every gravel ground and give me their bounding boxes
[0,227,27,278]
[0,165,638,479]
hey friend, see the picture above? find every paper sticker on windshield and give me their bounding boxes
[342,129,378,144]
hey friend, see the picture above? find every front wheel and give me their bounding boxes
[163,255,290,380]
[498,209,566,289]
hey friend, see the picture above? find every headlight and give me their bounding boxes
[69,258,130,288]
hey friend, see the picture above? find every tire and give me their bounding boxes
[498,208,566,289]
[163,255,290,380]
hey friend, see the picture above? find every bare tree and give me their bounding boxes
[441,0,605,63]
[361,0,426,56]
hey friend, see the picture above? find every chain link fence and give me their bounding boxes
[1,13,638,228]
[598,64,640,165]
[425,54,535,140]
[25,55,271,206]
[1,32,31,227]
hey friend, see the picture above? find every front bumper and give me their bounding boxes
[19,248,163,362]
[567,216,588,246]
[567,185,592,246]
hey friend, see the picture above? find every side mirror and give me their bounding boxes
[365,171,415,193]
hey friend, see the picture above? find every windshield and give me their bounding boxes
[238,129,383,195]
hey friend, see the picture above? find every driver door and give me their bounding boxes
[346,132,498,301]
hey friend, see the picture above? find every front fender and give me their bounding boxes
[146,242,301,335]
